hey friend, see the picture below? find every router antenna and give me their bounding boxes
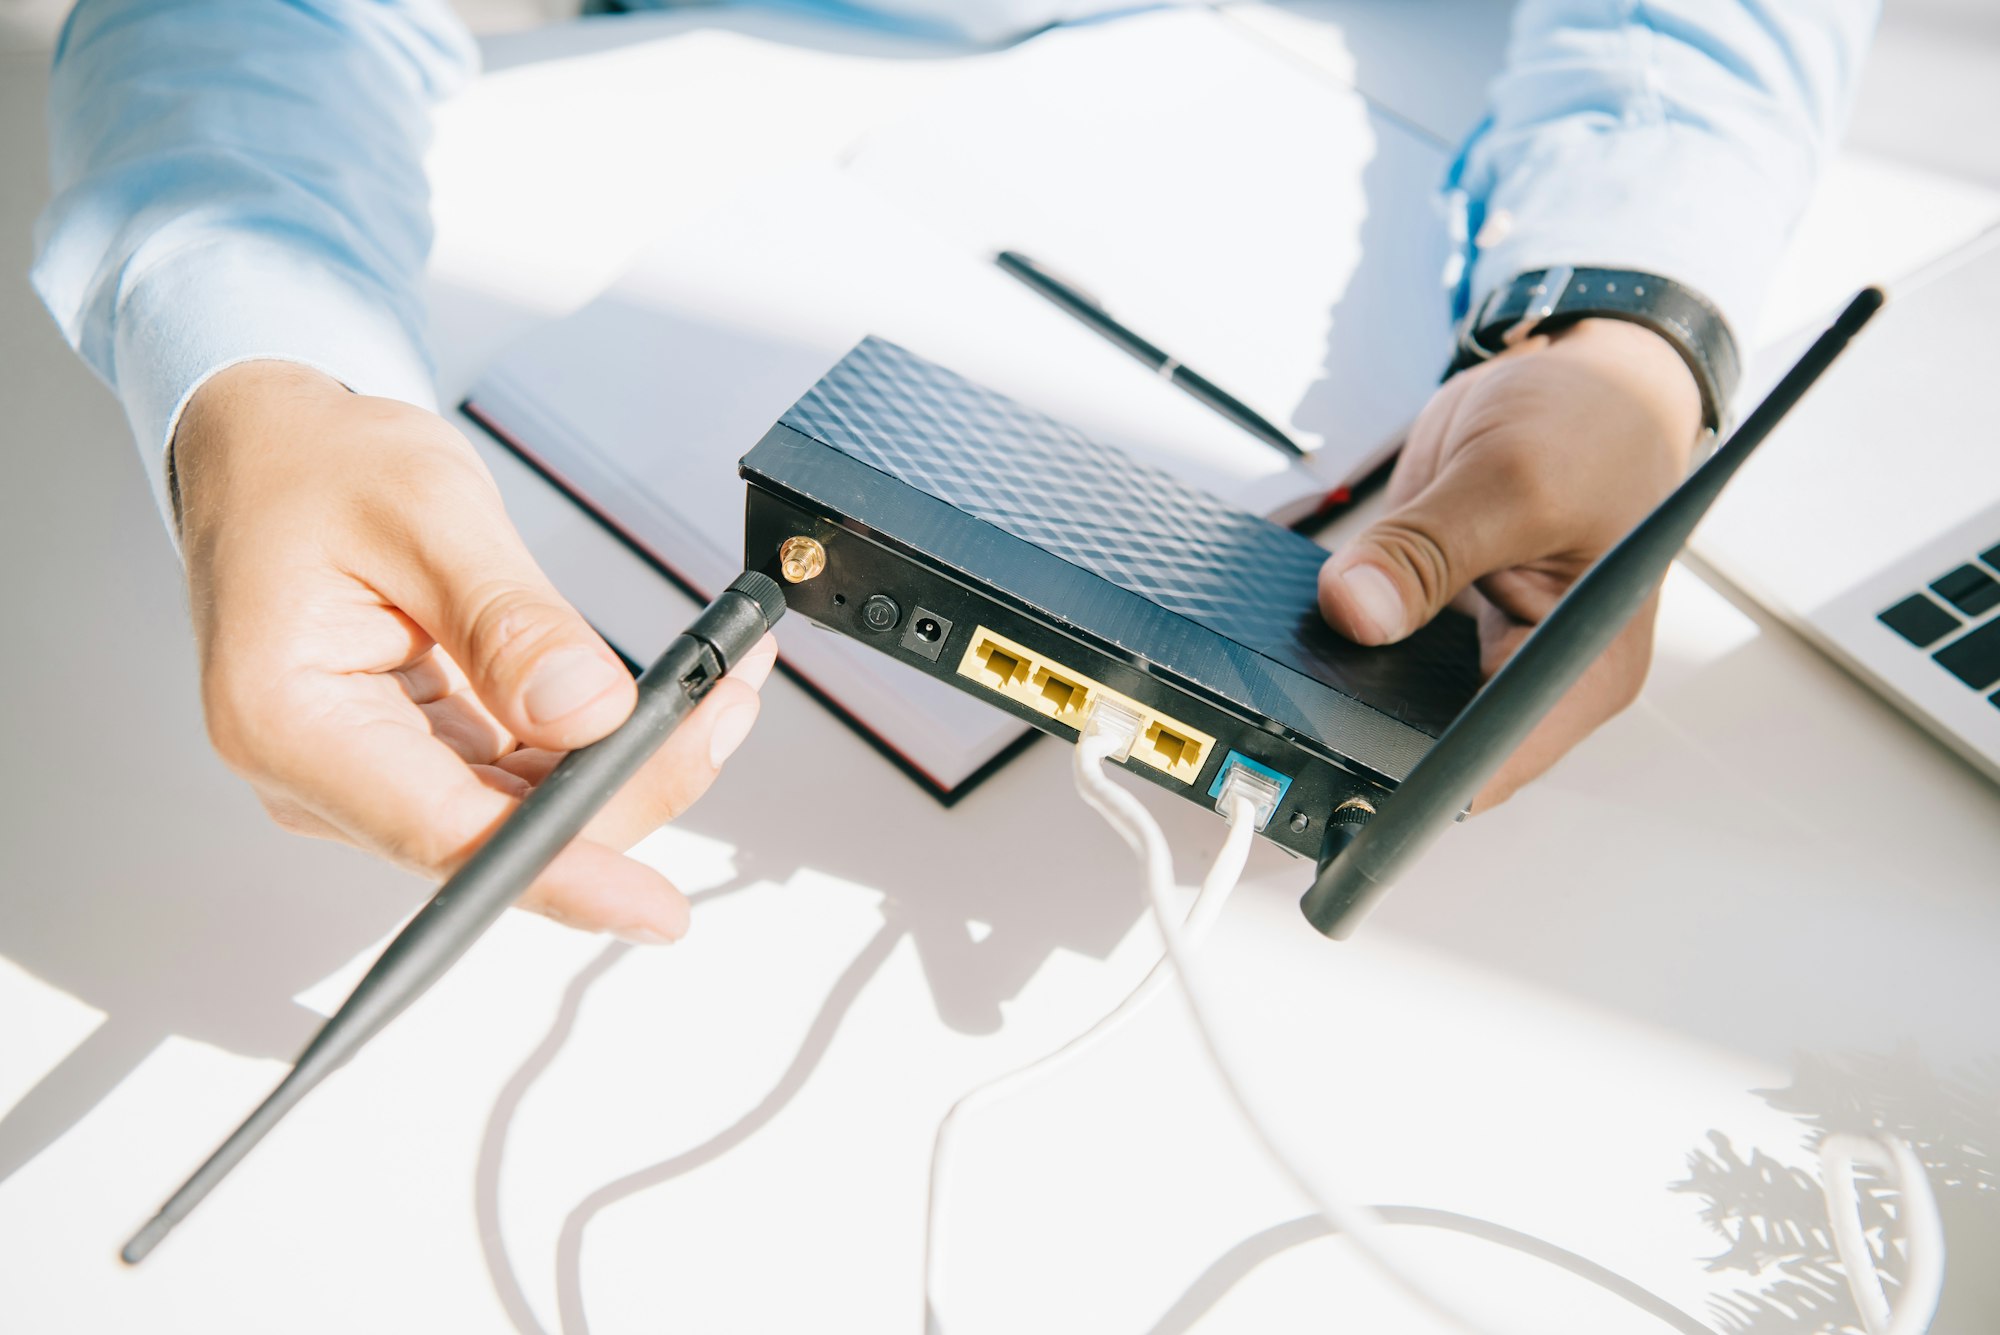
[120,573,786,1263]
[1301,288,1885,940]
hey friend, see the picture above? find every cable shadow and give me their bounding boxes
[477,939,636,1335]
[470,872,904,1335]
[1142,1205,1713,1335]
[476,877,770,1335]
[553,918,903,1335]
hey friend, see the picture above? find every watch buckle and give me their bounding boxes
[1502,264,1574,347]
[1461,264,1575,362]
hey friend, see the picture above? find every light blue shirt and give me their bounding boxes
[31,0,1878,529]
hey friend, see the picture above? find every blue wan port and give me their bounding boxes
[1207,750,1293,828]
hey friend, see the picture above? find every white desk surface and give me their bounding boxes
[4,8,1998,1334]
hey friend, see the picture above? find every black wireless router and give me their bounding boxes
[745,297,1882,933]
[738,334,1483,860]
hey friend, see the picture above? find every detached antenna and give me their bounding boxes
[1302,288,1886,940]
[121,572,788,1262]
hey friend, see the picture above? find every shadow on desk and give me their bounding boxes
[478,918,2000,1335]
[0,840,422,1189]
[0,238,431,1191]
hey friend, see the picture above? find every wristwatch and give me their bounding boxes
[1447,266,1741,435]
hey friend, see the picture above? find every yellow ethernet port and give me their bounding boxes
[1143,722,1195,773]
[955,626,1214,785]
[969,640,1027,692]
[1030,666,1087,722]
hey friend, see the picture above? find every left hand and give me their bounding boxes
[1316,317,1705,809]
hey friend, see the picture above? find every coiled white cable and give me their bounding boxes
[922,726,1260,1334]
[1065,704,1947,1335]
[1066,711,1513,1335]
[921,700,1948,1335]
[1820,1133,1946,1335]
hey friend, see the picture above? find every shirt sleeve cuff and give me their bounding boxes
[110,235,440,543]
[1456,118,1796,353]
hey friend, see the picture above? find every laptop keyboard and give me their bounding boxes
[1878,540,2000,705]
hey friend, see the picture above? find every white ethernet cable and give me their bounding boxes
[1067,703,1514,1335]
[1821,1134,1945,1335]
[922,700,1264,1335]
[1061,700,1947,1335]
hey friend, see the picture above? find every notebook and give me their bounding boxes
[464,8,1455,798]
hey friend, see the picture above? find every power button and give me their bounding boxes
[861,594,902,633]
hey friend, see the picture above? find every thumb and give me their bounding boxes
[1318,451,1554,646]
[388,499,636,751]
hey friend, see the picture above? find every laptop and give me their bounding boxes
[1692,227,2000,783]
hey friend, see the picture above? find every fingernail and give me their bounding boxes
[709,702,758,768]
[524,649,623,725]
[615,925,677,946]
[1339,564,1408,643]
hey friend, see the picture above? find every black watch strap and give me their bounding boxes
[1446,266,1741,434]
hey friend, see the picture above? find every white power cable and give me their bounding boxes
[1066,711,1515,1335]
[924,698,1950,1335]
[1820,1134,1946,1335]
[922,725,1260,1334]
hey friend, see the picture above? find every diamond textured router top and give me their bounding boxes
[782,335,1329,653]
[752,336,1484,778]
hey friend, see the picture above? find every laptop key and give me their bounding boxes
[1935,618,2000,691]
[1879,593,1961,647]
[1982,540,2000,573]
[1929,564,2000,616]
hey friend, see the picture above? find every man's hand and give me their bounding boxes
[1317,319,1705,808]
[175,361,774,943]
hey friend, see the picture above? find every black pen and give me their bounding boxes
[995,249,1307,459]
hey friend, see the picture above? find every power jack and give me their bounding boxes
[901,606,954,662]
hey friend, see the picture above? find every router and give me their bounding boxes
[738,335,1484,859]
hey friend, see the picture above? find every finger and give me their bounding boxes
[730,633,779,691]
[492,675,764,852]
[381,646,516,765]
[419,691,515,766]
[252,679,691,942]
[1468,591,1659,810]
[357,446,637,752]
[514,839,691,943]
[1319,433,1574,646]
[390,652,456,705]
[469,764,694,942]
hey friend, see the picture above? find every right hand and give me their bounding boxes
[173,360,774,943]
